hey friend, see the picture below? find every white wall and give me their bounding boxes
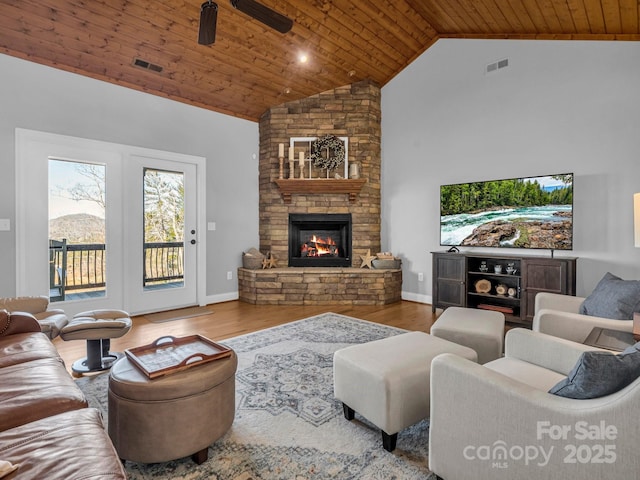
[0,54,259,301]
[381,39,640,301]
[4,39,640,306]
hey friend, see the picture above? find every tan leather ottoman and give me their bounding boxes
[108,349,237,464]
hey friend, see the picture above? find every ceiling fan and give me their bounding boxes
[199,0,294,45]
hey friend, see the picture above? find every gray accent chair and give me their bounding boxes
[533,292,632,343]
[429,328,640,479]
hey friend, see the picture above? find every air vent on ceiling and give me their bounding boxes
[133,58,163,73]
[485,58,509,75]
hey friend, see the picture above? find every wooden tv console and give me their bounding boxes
[432,251,577,325]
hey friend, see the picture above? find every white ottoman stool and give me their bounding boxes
[333,331,477,451]
[431,307,505,364]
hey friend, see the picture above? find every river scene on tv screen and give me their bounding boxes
[440,174,573,250]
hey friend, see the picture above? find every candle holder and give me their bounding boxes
[288,160,295,179]
[278,156,284,179]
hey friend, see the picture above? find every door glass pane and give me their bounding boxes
[143,168,185,291]
[48,159,106,302]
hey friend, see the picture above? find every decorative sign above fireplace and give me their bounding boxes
[288,213,352,267]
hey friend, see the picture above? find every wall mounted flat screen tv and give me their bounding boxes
[440,173,574,250]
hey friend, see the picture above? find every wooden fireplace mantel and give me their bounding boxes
[275,178,366,203]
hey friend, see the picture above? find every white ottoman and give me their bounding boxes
[431,307,505,364]
[333,331,477,451]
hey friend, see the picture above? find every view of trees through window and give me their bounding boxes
[143,169,186,288]
[48,160,185,300]
[144,169,185,243]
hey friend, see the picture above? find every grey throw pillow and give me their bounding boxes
[549,342,640,399]
[579,272,640,320]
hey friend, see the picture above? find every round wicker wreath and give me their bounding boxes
[310,135,345,171]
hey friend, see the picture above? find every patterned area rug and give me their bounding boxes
[75,313,436,479]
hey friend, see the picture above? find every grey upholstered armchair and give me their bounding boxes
[533,292,633,343]
[429,328,640,479]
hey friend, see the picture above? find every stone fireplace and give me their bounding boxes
[237,79,401,305]
[288,213,351,267]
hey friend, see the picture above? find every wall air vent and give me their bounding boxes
[485,58,509,75]
[133,58,163,73]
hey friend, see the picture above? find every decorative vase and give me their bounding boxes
[349,162,360,179]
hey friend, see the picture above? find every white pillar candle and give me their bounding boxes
[289,147,294,161]
[299,152,305,179]
[278,143,284,157]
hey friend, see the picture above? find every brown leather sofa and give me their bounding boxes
[0,295,69,339]
[0,309,126,479]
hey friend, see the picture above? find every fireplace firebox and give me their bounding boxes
[288,214,352,267]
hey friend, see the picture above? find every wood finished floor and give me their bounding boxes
[52,300,438,375]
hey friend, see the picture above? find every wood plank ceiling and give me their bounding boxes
[1,1,638,121]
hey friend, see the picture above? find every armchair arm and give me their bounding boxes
[0,311,42,336]
[534,292,585,314]
[504,328,604,375]
[533,309,632,343]
[429,353,640,480]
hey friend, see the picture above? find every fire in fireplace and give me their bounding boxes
[301,234,338,258]
[289,214,352,267]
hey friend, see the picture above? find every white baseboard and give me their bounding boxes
[401,291,432,305]
[202,291,431,307]
[201,291,239,306]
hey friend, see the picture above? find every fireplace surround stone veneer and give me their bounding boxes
[238,268,402,306]
[241,80,400,305]
[258,80,382,265]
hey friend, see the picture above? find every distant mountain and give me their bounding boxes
[49,213,105,243]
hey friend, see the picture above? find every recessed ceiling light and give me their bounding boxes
[298,53,309,64]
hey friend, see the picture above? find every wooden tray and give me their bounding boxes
[125,335,232,379]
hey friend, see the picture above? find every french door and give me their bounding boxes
[16,129,204,317]
[123,155,198,314]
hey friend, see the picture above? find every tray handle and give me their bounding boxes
[178,353,205,367]
[152,336,178,347]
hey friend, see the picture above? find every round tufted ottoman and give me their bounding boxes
[60,309,132,376]
[108,349,237,465]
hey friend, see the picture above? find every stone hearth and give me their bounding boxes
[238,268,401,305]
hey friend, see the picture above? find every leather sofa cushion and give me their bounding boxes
[0,332,61,368]
[0,357,87,431]
[0,408,126,479]
[32,311,69,339]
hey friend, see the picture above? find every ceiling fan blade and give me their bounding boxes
[198,1,218,45]
[230,0,293,34]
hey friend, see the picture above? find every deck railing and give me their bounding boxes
[49,240,184,300]
[143,241,184,285]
